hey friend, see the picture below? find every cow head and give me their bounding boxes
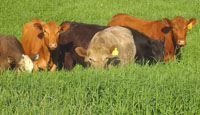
[149,38,165,63]
[162,16,197,46]
[34,21,70,50]
[75,45,119,69]
[7,53,39,72]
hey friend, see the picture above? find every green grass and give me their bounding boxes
[0,0,200,114]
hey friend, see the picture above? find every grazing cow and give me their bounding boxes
[58,22,107,70]
[59,22,164,70]
[21,18,70,71]
[0,34,39,72]
[108,13,197,61]
[75,26,136,68]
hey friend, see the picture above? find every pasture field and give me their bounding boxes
[0,0,200,114]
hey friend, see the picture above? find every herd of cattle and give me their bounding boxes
[0,13,197,72]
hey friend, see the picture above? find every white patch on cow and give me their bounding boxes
[18,54,34,72]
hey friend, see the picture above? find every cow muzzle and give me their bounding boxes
[49,43,57,50]
[177,40,186,46]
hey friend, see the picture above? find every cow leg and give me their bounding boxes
[164,42,175,61]
[37,59,47,70]
[64,52,74,70]
[49,56,57,72]
[50,64,57,72]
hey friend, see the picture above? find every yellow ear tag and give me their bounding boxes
[188,23,193,29]
[112,47,118,56]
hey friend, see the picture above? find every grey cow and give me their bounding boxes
[75,26,136,68]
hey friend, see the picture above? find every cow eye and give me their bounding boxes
[89,57,95,62]
[105,57,109,61]
[89,57,93,62]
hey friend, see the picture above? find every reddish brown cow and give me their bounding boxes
[108,13,197,61]
[21,18,70,71]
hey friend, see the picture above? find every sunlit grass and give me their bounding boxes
[0,0,200,114]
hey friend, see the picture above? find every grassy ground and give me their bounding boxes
[0,0,200,114]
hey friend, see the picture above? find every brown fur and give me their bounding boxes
[0,34,24,72]
[58,22,108,70]
[21,18,70,71]
[108,13,197,61]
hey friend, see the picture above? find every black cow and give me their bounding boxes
[124,27,165,64]
[58,22,164,70]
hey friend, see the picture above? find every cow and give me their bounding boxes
[58,22,107,70]
[21,18,70,72]
[59,22,164,70]
[75,26,136,68]
[0,34,39,73]
[108,13,197,61]
[124,27,165,64]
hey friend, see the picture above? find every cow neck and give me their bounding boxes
[48,49,57,65]
[42,40,51,64]
[171,31,181,55]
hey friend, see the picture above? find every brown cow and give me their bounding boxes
[58,22,108,70]
[108,13,197,61]
[0,34,39,73]
[21,18,70,71]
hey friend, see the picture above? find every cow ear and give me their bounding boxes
[34,23,44,39]
[75,47,87,57]
[37,32,44,39]
[59,23,70,33]
[7,56,15,64]
[162,18,171,26]
[187,18,197,29]
[34,23,43,31]
[161,26,172,34]
[30,53,40,61]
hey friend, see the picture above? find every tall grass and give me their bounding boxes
[0,0,200,114]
